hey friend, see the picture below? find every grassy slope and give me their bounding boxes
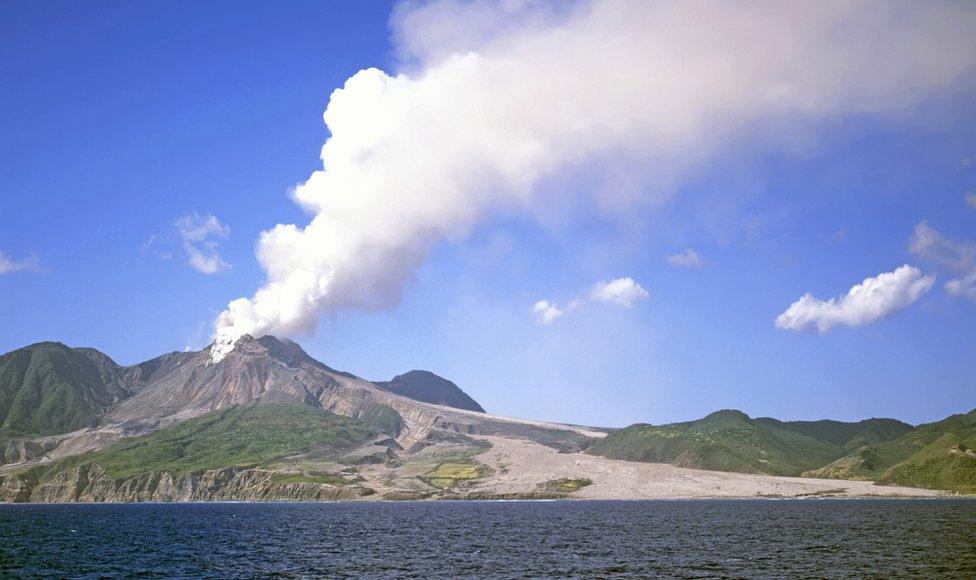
[588,410,911,477]
[756,417,913,451]
[807,409,976,492]
[91,404,381,478]
[0,342,130,439]
[353,401,405,437]
[8,404,385,486]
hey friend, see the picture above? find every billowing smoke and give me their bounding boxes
[211,0,976,357]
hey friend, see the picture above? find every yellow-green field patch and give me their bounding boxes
[423,462,485,489]
[542,477,593,493]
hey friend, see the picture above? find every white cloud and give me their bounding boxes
[533,277,646,324]
[908,221,975,272]
[907,221,976,302]
[531,300,564,324]
[775,265,934,333]
[946,270,976,302]
[176,213,230,275]
[213,0,976,346]
[0,251,38,275]
[666,248,702,268]
[589,277,650,308]
[141,233,173,261]
[966,192,976,210]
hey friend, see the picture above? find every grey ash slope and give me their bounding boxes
[107,335,350,425]
[0,335,593,472]
[377,370,485,413]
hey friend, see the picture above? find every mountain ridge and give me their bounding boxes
[805,408,976,492]
[0,342,134,439]
[588,409,915,477]
[0,338,973,500]
[376,370,485,413]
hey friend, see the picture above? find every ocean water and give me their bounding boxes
[2,499,975,578]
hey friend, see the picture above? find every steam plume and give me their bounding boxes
[211,0,976,356]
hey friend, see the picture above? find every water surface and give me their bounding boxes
[2,499,974,578]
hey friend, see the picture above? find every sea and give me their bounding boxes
[2,499,974,578]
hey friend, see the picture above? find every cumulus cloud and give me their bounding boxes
[589,277,650,308]
[531,300,564,324]
[775,265,934,333]
[533,277,647,324]
[176,213,230,275]
[666,248,703,268]
[0,251,38,275]
[212,0,976,349]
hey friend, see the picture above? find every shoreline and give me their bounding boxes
[2,490,967,506]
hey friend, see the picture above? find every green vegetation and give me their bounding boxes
[423,462,486,489]
[355,402,405,436]
[754,417,913,451]
[92,404,379,478]
[17,450,98,486]
[412,437,492,464]
[807,410,976,493]
[0,342,131,439]
[269,472,349,486]
[589,410,914,477]
[542,477,592,493]
[795,488,848,498]
[595,407,976,492]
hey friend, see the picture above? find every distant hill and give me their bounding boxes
[588,410,913,476]
[806,409,976,493]
[0,342,133,438]
[376,370,485,413]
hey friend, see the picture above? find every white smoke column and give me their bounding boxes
[211,0,976,357]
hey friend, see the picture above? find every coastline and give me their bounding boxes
[2,494,968,506]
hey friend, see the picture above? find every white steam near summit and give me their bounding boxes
[211,0,976,354]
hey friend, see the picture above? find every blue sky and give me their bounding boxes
[2,0,976,427]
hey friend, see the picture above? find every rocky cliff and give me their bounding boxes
[0,463,370,502]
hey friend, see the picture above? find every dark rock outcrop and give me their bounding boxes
[377,370,485,413]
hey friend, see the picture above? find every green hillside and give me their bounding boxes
[588,410,912,476]
[806,409,976,492]
[754,417,913,451]
[21,404,384,483]
[0,342,131,438]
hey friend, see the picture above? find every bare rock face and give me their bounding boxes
[103,335,467,447]
[0,437,60,465]
[107,335,343,425]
